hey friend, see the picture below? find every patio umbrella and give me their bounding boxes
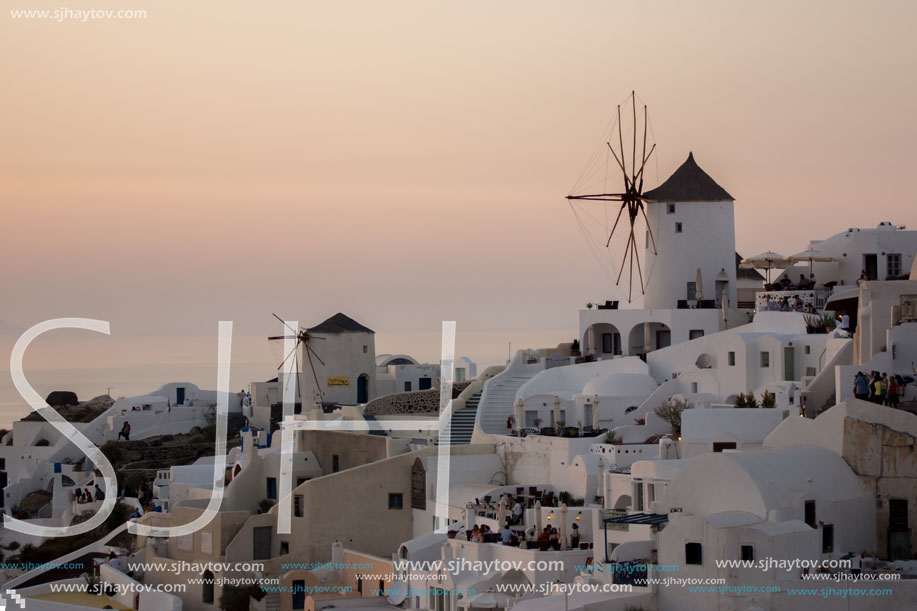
[789,247,837,275]
[559,503,568,550]
[742,251,791,284]
[695,268,704,300]
[596,457,606,501]
[457,591,513,609]
[592,395,601,430]
[553,396,561,430]
[534,500,542,537]
[496,496,507,530]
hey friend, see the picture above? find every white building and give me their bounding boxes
[801,222,916,286]
[642,152,738,310]
[299,313,377,406]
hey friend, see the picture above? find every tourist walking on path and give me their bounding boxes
[118,421,131,441]
[853,372,869,401]
[872,375,885,405]
[887,375,900,409]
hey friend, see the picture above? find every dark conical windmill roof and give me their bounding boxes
[643,152,734,202]
[307,313,374,334]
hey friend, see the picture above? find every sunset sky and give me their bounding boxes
[2,1,916,425]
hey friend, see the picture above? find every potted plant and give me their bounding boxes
[760,390,776,408]
[605,431,621,444]
[586,302,594,310]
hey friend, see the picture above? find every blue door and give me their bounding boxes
[176,387,185,405]
[357,375,369,403]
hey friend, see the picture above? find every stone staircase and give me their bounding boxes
[362,413,387,436]
[264,592,281,611]
[437,392,480,446]
[478,373,539,435]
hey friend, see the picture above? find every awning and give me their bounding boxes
[603,512,669,526]
[824,287,860,309]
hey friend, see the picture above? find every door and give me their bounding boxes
[864,254,878,280]
[784,346,796,381]
[357,374,369,403]
[656,330,671,350]
[418,377,432,391]
[253,526,272,560]
[584,404,593,428]
[888,499,911,560]
[0,471,6,508]
[176,387,185,405]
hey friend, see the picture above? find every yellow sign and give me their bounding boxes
[327,376,350,387]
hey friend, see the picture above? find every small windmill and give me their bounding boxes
[566,91,658,302]
[267,313,326,405]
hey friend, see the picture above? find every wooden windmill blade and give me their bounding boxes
[302,340,324,403]
[566,91,658,301]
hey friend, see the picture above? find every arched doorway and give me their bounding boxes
[357,374,369,404]
[583,323,622,357]
[627,322,671,356]
[201,570,214,604]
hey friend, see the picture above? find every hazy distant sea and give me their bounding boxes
[0,327,575,429]
[0,362,275,429]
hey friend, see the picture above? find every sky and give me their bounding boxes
[1,0,916,426]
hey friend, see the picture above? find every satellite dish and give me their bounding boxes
[695,353,712,369]
[386,580,407,606]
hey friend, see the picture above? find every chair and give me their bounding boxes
[529,486,538,496]
[676,300,689,309]
[516,487,524,495]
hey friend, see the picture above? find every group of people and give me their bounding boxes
[853,370,909,408]
[758,294,817,313]
[74,484,105,504]
[774,272,818,291]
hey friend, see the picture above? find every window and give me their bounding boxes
[728,351,736,366]
[887,253,902,277]
[822,524,834,553]
[266,477,277,500]
[689,329,704,340]
[362,345,368,353]
[804,500,816,528]
[525,410,538,427]
[633,481,644,512]
[357,575,363,594]
[404,381,412,392]
[645,230,650,248]
[675,222,683,233]
[691,382,698,393]
[740,545,755,561]
[760,351,770,367]
[389,493,404,510]
[178,534,193,551]
[294,495,304,518]
[685,542,703,565]
[686,281,697,301]
[667,203,676,214]
[0,458,5,470]
[456,368,466,383]
[332,454,340,473]
[804,345,811,355]
[280,541,289,555]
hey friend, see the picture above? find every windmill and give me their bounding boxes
[566,91,658,302]
[267,313,326,405]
